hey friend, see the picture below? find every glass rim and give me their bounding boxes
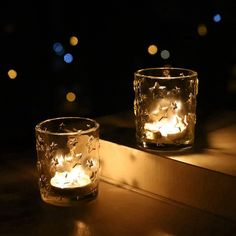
[134,67,198,79]
[35,116,100,136]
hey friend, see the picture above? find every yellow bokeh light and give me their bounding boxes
[66,92,76,102]
[8,69,17,79]
[70,36,79,46]
[197,24,208,36]
[148,44,158,55]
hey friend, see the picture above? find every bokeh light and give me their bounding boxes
[66,91,76,102]
[197,24,208,36]
[213,14,222,23]
[148,44,158,55]
[8,69,17,79]
[64,53,73,63]
[70,36,79,46]
[160,50,170,59]
[53,42,65,56]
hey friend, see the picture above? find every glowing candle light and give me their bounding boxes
[144,100,188,143]
[134,67,198,151]
[50,154,91,189]
[35,117,100,206]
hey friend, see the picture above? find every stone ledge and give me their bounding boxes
[100,139,236,221]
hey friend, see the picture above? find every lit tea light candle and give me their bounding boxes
[50,165,91,189]
[144,100,188,142]
[145,115,187,141]
[50,154,91,189]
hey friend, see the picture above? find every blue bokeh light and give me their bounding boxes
[64,53,73,63]
[213,14,221,23]
[53,42,64,55]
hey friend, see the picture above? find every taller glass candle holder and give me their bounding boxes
[35,117,100,206]
[133,67,199,151]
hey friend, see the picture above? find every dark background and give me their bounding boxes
[1,1,236,149]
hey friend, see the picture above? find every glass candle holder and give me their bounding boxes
[133,67,199,151]
[35,117,100,206]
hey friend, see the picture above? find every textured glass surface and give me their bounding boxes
[134,67,198,151]
[35,117,100,206]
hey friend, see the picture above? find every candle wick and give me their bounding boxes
[73,163,78,168]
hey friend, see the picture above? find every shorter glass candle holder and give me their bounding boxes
[35,117,100,206]
[133,67,199,152]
